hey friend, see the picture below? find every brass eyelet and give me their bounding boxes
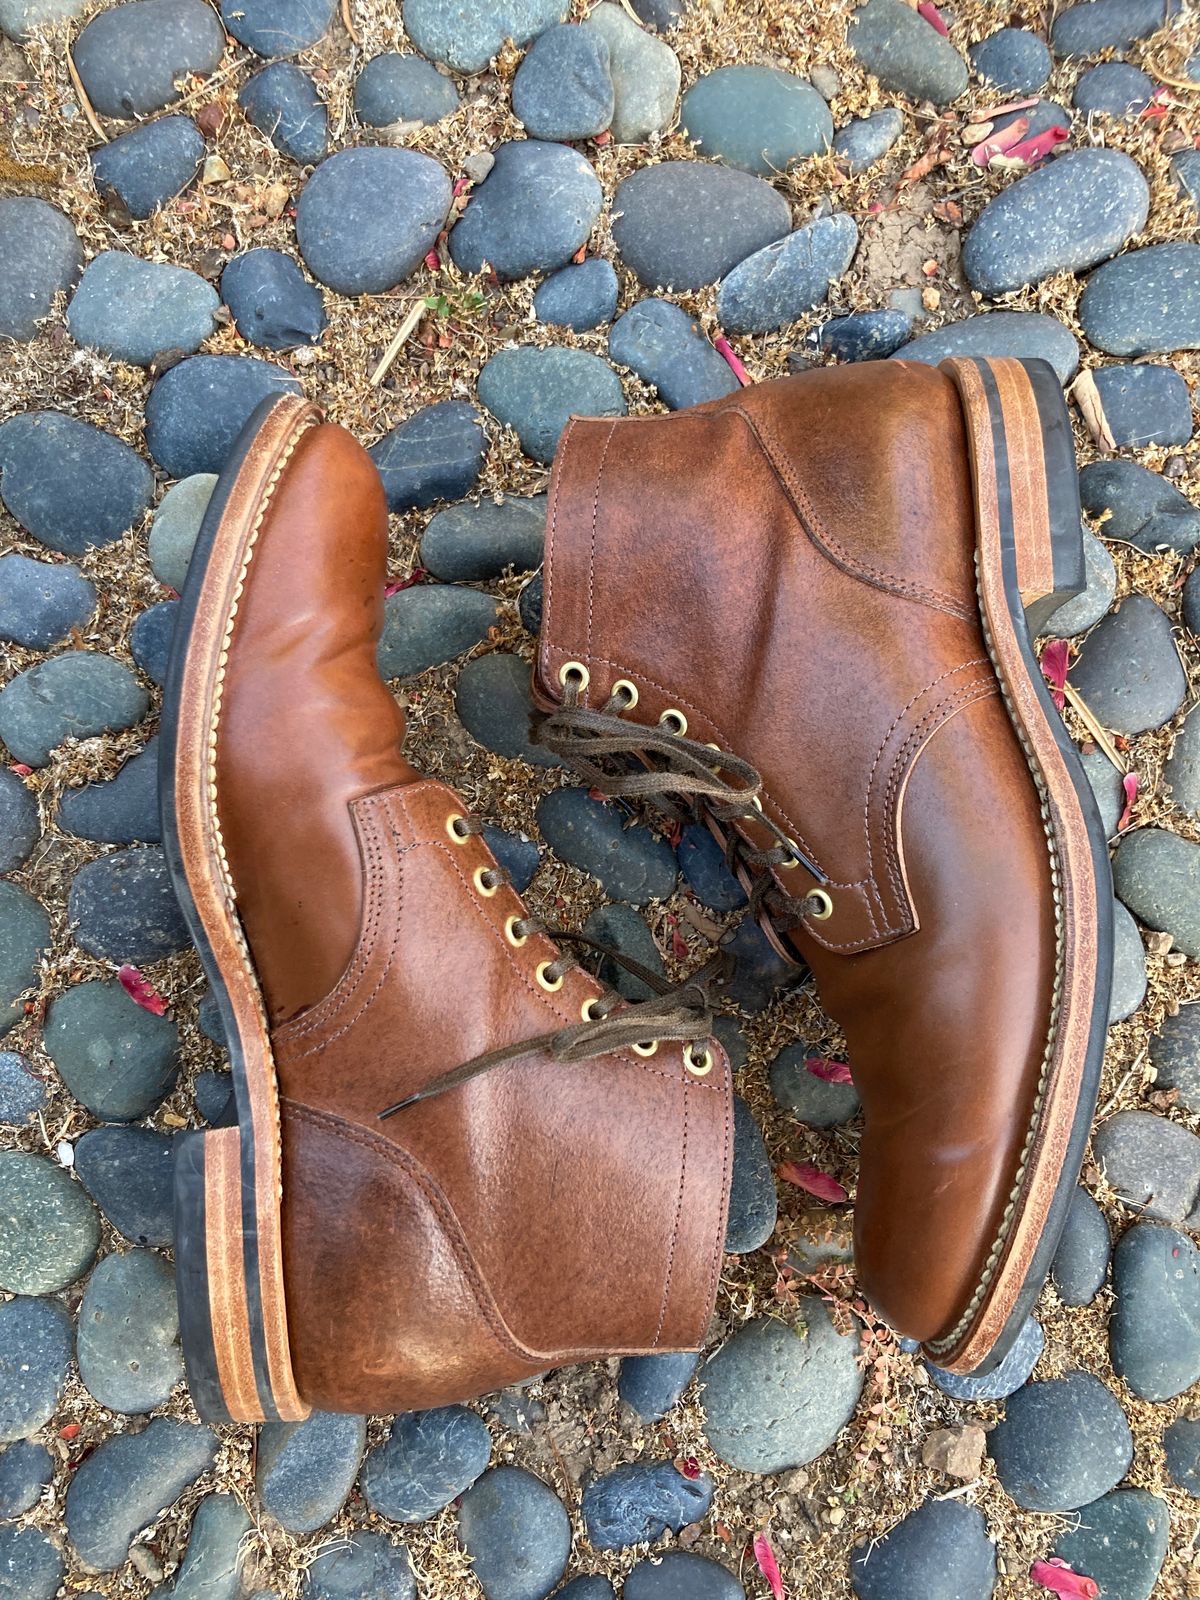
[505,915,528,947]
[612,678,639,709]
[446,813,470,843]
[685,1045,713,1078]
[536,961,564,992]
[778,838,801,870]
[805,888,835,921]
[559,661,590,693]
[659,708,688,736]
[473,865,499,898]
[631,1040,658,1057]
[581,997,605,1023]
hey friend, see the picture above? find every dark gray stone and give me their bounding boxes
[1110,1222,1200,1401]
[73,1126,176,1247]
[256,1412,366,1534]
[555,1580,615,1600]
[146,354,302,477]
[68,249,219,366]
[680,65,832,176]
[449,141,602,281]
[716,212,859,335]
[988,1371,1132,1511]
[612,161,791,291]
[296,147,450,295]
[161,1495,253,1600]
[1051,1186,1110,1305]
[726,1094,776,1254]
[65,1418,218,1572]
[1110,899,1147,1024]
[628,0,683,27]
[701,1302,863,1472]
[927,1315,1044,1401]
[533,260,618,332]
[1081,746,1125,838]
[361,1406,490,1523]
[1042,530,1116,637]
[130,602,179,689]
[893,310,1080,382]
[0,1298,73,1441]
[369,401,485,512]
[77,1249,182,1413]
[378,584,499,679]
[458,1466,570,1600]
[74,0,225,117]
[0,0,86,36]
[0,770,38,873]
[617,1352,698,1421]
[455,652,562,768]
[1070,596,1187,736]
[1114,829,1200,960]
[0,411,154,557]
[722,915,800,1012]
[580,4,678,143]
[91,116,205,220]
[581,1461,711,1551]
[832,106,904,172]
[1079,242,1200,357]
[422,494,546,581]
[1170,711,1200,820]
[962,148,1148,297]
[581,901,663,1003]
[401,0,566,73]
[44,978,178,1121]
[1078,459,1200,556]
[197,990,226,1047]
[301,1533,414,1600]
[609,299,739,410]
[624,1554,742,1600]
[59,737,161,845]
[1051,0,1180,57]
[517,570,542,635]
[1172,148,1200,213]
[1187,564,1200,634]
[821,307,911,362]
[221,250,326,350]
[482,826,540,895]
[356,53,459,132]
[0,1442,52,1521]
[536,786,676,904]
[193,1072,232,1124]
[848,0,968,104]
[1094,1108,1200,1223]
[0,198,82,341]
[478,347,625,463]
[485,1389,546,1436]
[970,27,1051,93]
[0,554,94,650]
[0,1528,63,1600]
[0,1055,46,1124]
[219,0,334,56]
[1149,1002,1200,1111]
[850,1500,995,1600]
[1075,61,1155,117]
[512,25,613,142]
[677,820,745,912]
[239,63,327,165]
[769,1042,860,1128]
[986,97,1074,144]
[68,846,191,964]
[1164,1415,1200,1497]
[1088,362,1192,448]
[0,884,49,1037]
[1052,1489,1169,1600]
[149,474,217,591]
[0,652,147,768]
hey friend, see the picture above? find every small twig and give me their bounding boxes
[1097,1047,1147,1120]
[173,53,251,109]
[66,39,107,143]
[369,298,427,387]
[1062,681,1126,772]
[340,0,360,44]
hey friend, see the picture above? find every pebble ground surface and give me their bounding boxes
[1,1,1200,1598]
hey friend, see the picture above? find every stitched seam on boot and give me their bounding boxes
[540,415,579,699]
[652,1072,688,1348]
[585,422,618,678]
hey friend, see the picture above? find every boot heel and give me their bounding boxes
[174,1128,309,1424]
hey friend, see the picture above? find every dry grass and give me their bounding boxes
[2,0,1200,1595]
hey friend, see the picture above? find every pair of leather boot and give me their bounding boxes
[163,357,1111,1423]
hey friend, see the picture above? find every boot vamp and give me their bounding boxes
[805,692,1059,1345]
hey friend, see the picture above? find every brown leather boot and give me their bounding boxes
[162,396,732,1422]
[532,357,1113,1375]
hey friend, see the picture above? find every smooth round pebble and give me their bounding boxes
[149,474,217,591]
[677,821,745,912]
[832,106,904,172]
[1149,1003,1200,1111]
[422,494,546,581]
[1110,1222,1200,1401]
[821,308,911,362]
[988,1371,1132,1511]
[0,652,147,768]
[401,0,567,74]
[1164,1415,1200,1497]
[894,310,1080,382]
[1165,711,1200,820]
[378,585,499,679]
[1110,899,1148,1024]
[1094,1108,1200,1224]
[131,600,179,688]
[536,786,676,905]
[239,63,328,165]
[1042,530,1115,637]
[0,1528,63,1600]
[361,1405,490,1523]
[612,162,791,291]
[0,555,95,650]
[512,25,613,142]
[1172,148,1200,213]
[77,1249,183,1413]
[219,0,334,57]
[624,1553,742,1600]
[449,140,602,281]
[609,299,739,411]
[680,65,832,176]
[1080,242,1200,358]
[1053,1489,1169,1600]
[91,116,205,220]
[0,0,88,36]
[355,52,460,129]
[927,1315,1044,1402]
[1081,747,1125,839]
[850,1500,996,1600]
[193,1071,233,1123]
[1090,362,1192,448]
[1078,458,1200,555]
[0,199,82,341]
[368,401,485,512]
[0,1153,98,1296]
[722,915,801,1012]
[457,1466,570,1600]
[67,846,191,964]
[517,570,542,635]
[617,1352,698,1422]
[73,1126,176,1247]
[0,411,154,557]
[58,737,161,845]
[45,978,178,1122]
[1051,1186,1110,1305]
[848,0,969,105]
[1052,0,1181,55]
[455,653,561,768]
[0,884,49,1037]
[1069,596,1187,736]
[1075,61,1155,117]
[481,827,540,895]
[716,212,859,334]
[581,902,663,1003]
[256,1412,366,1534]
[1114,829,1200,960]
[73,0,225,118]
[222,250,326,350]
[725,1094,776,1255]
[581,1461,711,1551]
[168,1495,253,1600]
[0,1055,46,1124]
[0,1298,73,1442]
[296,147,450,295]
[0,769,38,874]
[970,27,1051,93]
[301,1532,415,1600]
[146,355,303,477]
[478,347,625,463]
[581,3,679,143]
[770,1043,860,1128]
[555,1580,616,1600]
[533,259,618,332]
[0,1441,52,1521]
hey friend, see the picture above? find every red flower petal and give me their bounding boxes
[778,1161,848,1204]
[678,1455,701,1480]
[917,1,949,35]
[1006,125,1070,165]
[1040,639,1069,711]
[713,335,751,387]
[384,567,428,596]
[806,1056,853,1085]
[10,764,32,778]
[1030,1558,1100,1598]
[971,115,1029,167]
[1118,771,1138,831]
[117,965,167,1016]
[753,1531,786,1600]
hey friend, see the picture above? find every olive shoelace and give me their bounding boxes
[535,675,832,931]
[378,815,730,1120]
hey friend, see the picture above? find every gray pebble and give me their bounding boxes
[0,411,154,557]
[0,198,82,341]
[0,0,86,35]
[1081,746,1125,838]
[512,25,613,142]
[832,106,903,173]
[0,554,95,650]
[893,309,1080,382]
[609,299,739,410]
[624,1553,742,1600]
[448,140,602,281]
[969,27,1051,93]
[1164,1415,1200,1497]
[1114,828,1200,960]
[368,401,485,512]
[73,0,225,117]
[716,212,860,335]
[1074,60,1155,117]
[145,354,302,478]
[1166,711,1200,820]
[0,1442,52,1521]
[820,307,911,362]
[221,249,327,351]
[1053,1489,1169,1600]
[581,3,679,144]
[536,785,676,904]
[848,0,969,105]
[1069,595,1187,735]
[301,1533,415,1600]
[73,1125,176,1247]
[0,1298,73,1442]
[1186,565,1200,633]
[78,1249,183,1413]
[1041,529,1115,637]
[769,1042,860,1128]
[360,1405,490,1523]
[725,1094,776,1254]
[1110,898,1148,1024]
[91,116,206,221]
[676,821,745,912]
[0,770,38,874]
[1079,242,1200,357]
[239,63,327,165]
[422,494,546,581]
[927,1314,1043,1401]
[1050,1186,1110,1305]
[355,53,459,130]
[1172,148,1200,214]
[850,1500,996,1600]
[69,252,218,367]
[581,1461,711,1551]
[378,585,499,679]
[0,1152,98,1295]
[533,259,619,332]
[482,826,540,895]
[1087,362,1193,449]
[617,1352,698,1422]
[1078,458,1200,556]
[0,652,147,768]
[401,0,566,73]
[157,1495,253,1600]
[477,346,625,463]
[68,846,191,964]
[0,1528,63,1600]
[1149,1002,1200,1111]
[581,902,663,1002]
[256,1412,366,1535]
[680,65,832,176]
[193,1071,232,1124]
[457,1466,570,1600]
[44,977,178,1121]
[455,652,562,768]
[218,0,334,56]
[0,1055,46,1124]
[1110,1222,1200,1401]
[131,601,179,689]
[1093,1108,1200,1224]
[58,736,162,845]
[612,161,790,291]
[149,475,218,592]
[988,1370,1132,1511]
[296,147,450,295]
[0,884,49,1037]
[1051,0,1180,56]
